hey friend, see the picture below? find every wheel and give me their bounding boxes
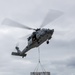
[47,40,49,44]
[22,54,27,58]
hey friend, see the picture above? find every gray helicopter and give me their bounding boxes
[2,9,63,58]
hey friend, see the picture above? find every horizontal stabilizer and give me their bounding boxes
[11,52,27,58]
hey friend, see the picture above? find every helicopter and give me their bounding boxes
[2,9,63,58]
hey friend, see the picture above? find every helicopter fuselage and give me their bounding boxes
[12,29,54,57]
[12,28,54,57]
[21,29,54,54]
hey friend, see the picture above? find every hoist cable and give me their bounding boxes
[34,47,46,72]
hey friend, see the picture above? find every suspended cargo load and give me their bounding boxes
[30,72,50,75]
[30,48,50,75]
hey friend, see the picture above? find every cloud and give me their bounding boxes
[67,57,75,68]
[0,0,75,75]
[48,56,75,75]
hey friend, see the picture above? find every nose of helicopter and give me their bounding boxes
[50,29,54,35]
[52,29,54,33]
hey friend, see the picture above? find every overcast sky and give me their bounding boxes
[0,0,75,75]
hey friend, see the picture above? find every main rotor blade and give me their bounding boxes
[40,9,63,28]
[19,34,31,40]
[2,18,36,30]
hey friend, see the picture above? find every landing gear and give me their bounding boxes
[22,54,27,58]
[46,40,49,44]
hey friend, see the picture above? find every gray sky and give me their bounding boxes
[0,0,75,75]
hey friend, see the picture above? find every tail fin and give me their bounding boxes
[15,46,21,53]
[11,46,27,58]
